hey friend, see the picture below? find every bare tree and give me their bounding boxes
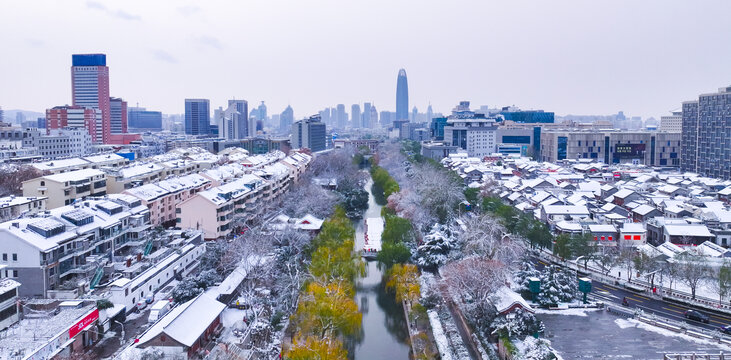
[617,245,637,282]
[443,257,509,305]
[458,214,524,266]
[0,164,42,197]
[676,254,710,300]
[710,261,731,306]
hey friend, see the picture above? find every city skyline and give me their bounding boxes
[3,1,731,119]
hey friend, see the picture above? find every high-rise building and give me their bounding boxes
[498,108,555,123]
[351,104,361,128]
[128,107,163,131]
[45,105,103,143]
[659,110,682,133]
[336,104,347,129]
[426,104,434,124]
[681,85,731,179]
[362,103,372,128]
[109,97,128,134]
[71,54,111,143]
[411,106,418,122]
[396,69,409,121]
[443,101,498,157]
[291,115,326,152]
[15,112,26,125]
[184,99,210,136]
[228,99,249,139]
[0,106,4,123]
[23,128,93,159]
[257,101,267,122]
[370,105,378,129]
[37,117,46,129]
[280,105,294,133]
[380,111,392,127]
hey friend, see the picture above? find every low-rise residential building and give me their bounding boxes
[105,162,165,193]
[0,197,149,297]
[23,128,93,159]
[0,265,21,330]
[22,168,107,209]
[0,195,47,222]
[124,174,211,226]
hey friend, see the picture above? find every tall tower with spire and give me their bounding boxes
[396,69,409,121]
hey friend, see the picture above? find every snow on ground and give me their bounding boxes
[534,307,602,317]
[219,308,250,344]
[427,310,453,360]
[614,318,731,351]
[592,261,720,300]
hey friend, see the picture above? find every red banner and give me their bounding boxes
[69,309,99,338]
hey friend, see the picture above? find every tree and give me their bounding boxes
[676,254,710,300]
[617,245,637,282]
[443,257,509,306]
[662,260,682,291]
[463,187,480,208]
[514,259,541,297]
[0,164,42,198]
[415,224,454,270]
[287,336,347,360]
[712,262,731,305]
[294,281,361,338]
[536,266,577,307]
[459,214,523,264]
[569,233,598,268]
[309,241,365,283]
[385,264,421,304]
[525,220,553,250]
[491,308,544,338]
[376,242,411,269]
[595,246,618,275]
[172,269,222,303]
[553,234,571,261]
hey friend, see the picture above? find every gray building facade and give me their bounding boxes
[681,86,731,179]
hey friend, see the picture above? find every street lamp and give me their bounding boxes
[114,320,125,345]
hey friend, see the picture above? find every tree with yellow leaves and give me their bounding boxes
[385,263,420,304]
[309,241,365,284]
[287,336,347,360]
[294,280,362,339]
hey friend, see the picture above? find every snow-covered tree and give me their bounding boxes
[535,266,577,307]
[519,337,555,360]
[491,308,544,338]
[514,259,541,297]
[415,224,455,270]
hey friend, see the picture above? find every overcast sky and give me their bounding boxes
[2,0,731,119]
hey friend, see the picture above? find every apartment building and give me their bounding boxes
[0,265,21,330]
[0,196,47,222]
[31,153,128,174]
[22,169,107,209]
[124,174,211,226]
[0,197,149,297]
[104,162,165,193]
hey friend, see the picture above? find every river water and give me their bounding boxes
[350,177,411,359]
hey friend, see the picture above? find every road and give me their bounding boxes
[534,258,731,333]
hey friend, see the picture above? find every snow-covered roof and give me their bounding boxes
[31,158,88,171]
[656,241,685,258]
[0,196,46,208]
[493,286,533,314]
[83,153,125,164]
[632,204,659,216]
[294,214,324,231]
[663,224,713,238]
[542,205,589,215]
[137,293,226,348]
[555,221,582,232]
[44,168,104,183]
[613,189,636,199]
[588,224,616,233]
[621,223,645,233]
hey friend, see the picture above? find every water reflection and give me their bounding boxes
[349,177,411,360]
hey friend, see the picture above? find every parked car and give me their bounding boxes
[684,309,709,324]
[720,325,731,335]
[136,300,148,311]
[148,300,172,323]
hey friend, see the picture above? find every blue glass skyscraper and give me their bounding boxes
[185,99,210,135]
[396,69,409,121]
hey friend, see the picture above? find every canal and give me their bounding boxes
[350,177,411,359]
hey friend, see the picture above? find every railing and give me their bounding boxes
[664,353,729,360]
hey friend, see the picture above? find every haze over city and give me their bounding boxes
[3,0,731,118]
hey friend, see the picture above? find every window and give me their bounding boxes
[13,270,18,277]
[608,236,613,241]
[12,254,17,261]
[2,254,6,261]
[633,235,641,240]
[624,235,631,240]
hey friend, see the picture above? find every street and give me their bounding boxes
[534,259,731,333]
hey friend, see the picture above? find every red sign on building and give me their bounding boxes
[69,309,99,338]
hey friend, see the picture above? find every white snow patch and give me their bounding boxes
[427,310,453,360]
[614,318,731,350]
[534,307,601,317]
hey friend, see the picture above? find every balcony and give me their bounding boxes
[75,184,90,193]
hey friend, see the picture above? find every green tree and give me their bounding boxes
[714,262,731,306]
[287,336,347,360]
[382,215,414,244]
[377,242,411,269]
[553,233,571,260]
[294,281,362,338]
[385,264,421,304]
[309,241,365,283]
[569,233,597,267]
[463,187,480,208]
[526,221,553,250]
